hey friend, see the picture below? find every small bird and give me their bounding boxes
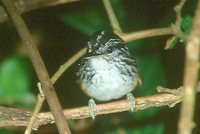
[77,31,140,119]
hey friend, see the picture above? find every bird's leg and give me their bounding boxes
[126,93,136,111]
[88,98,97,119]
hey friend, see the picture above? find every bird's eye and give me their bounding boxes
[107,46,114,53]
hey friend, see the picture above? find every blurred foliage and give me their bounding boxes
[0,56,36,108]
[61,1,110,35]
[0,0,198,134]
[0,128,14,134]
[0,56,36,133]
[105,122,164,134]
[0,118,14,134]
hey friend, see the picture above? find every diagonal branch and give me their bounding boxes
[51,27,174,83]
[51,47,87,84]
[1,0,71,134]
[24,83,45,133]
[174,0,186,28]
[102,0,123,33]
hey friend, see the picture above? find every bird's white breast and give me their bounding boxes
[84,56,135,101]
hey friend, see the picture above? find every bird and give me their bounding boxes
[76,31,141,119]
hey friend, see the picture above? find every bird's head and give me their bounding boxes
[86,31,129,57]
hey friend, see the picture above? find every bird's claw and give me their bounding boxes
[88,98,97,119]
[126,93,136,111]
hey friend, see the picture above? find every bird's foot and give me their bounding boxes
[126,93,136,111]
[88,98,97,119]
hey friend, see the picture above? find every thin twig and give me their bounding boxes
[174,0,186,27]
[0,0,79,23]
[102,0,123,33]
[178,0,200,133]
[2,0,71,134]
[14,0,79,13]
[51,47,87,84]
[121,27,174,42]
[172,0,187,38]
[25,83,45,133]
[157,86,183,96]
[165,0,187,49]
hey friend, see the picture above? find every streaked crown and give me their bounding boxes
[87,31,127,56]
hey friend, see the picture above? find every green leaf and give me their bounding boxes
[181,15,193,34]
[0,56,36,109]
[166,36,179,49]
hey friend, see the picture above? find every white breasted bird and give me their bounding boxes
[77,31,141,119]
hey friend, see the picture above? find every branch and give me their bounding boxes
[25,83,45,133]
[178,0,200,133]
[0,0,79,24]
[51,47,87,84]
[174,0,186,28]
[172,0,187,39]
[102,0,123,33]
[0,84,199,129]
[0,86,186,128]
[2,0,71,134]
[165,0,187,49]
[121,27,174,42]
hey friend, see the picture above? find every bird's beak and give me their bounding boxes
[85,51,102,59]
